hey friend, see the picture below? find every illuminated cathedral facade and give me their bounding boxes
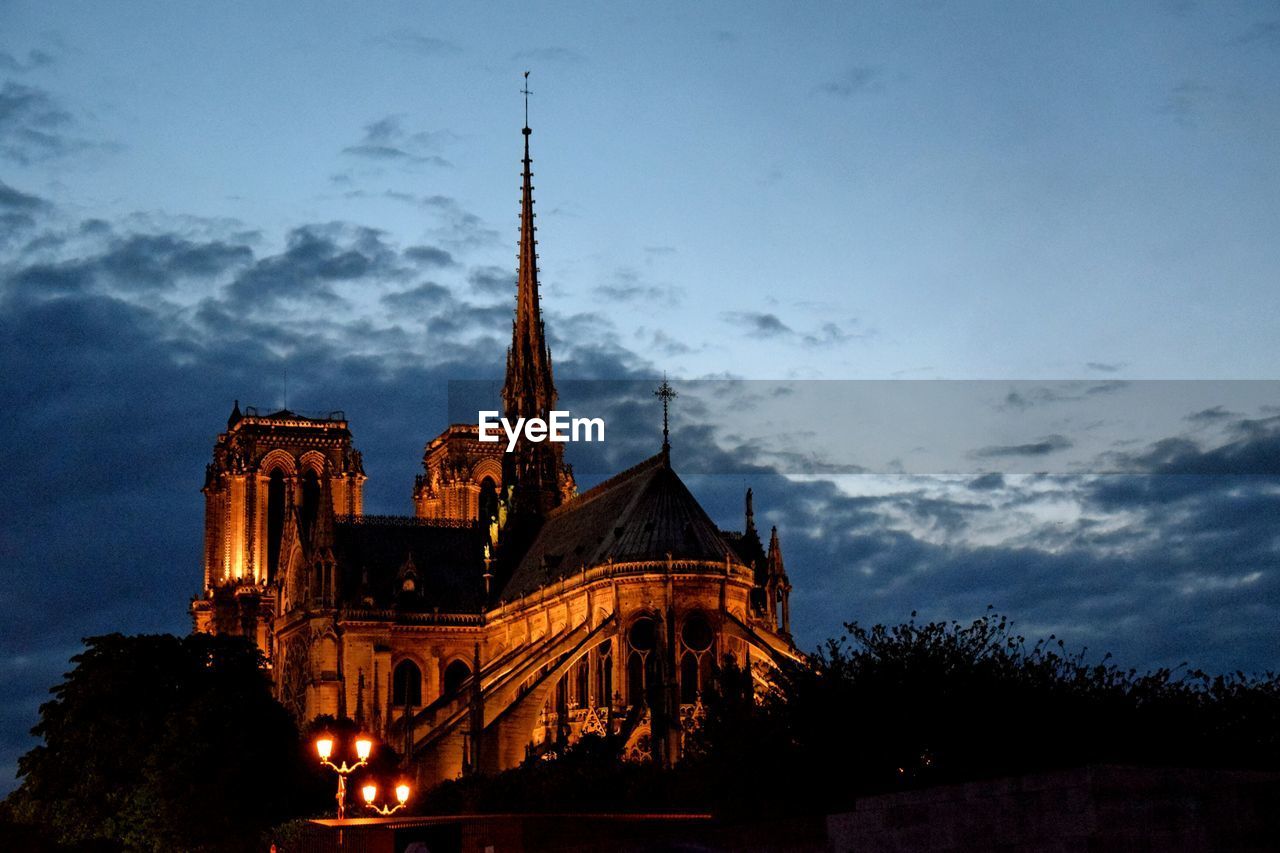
[191,118,797,786]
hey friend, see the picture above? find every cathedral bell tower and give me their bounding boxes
[191,403,365,650]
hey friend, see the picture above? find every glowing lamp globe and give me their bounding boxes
[396,783,411,804]
[355,737,373,761]
[315,737,334,760]
[362,784,378,804]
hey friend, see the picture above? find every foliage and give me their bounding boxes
[5,633,320,852]
[689,608,1280,816]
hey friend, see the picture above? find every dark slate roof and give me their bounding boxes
[333,517,487,613]
[500,453,740,599]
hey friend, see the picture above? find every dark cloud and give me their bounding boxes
[405,245,456,268]
[974,434,1073,458]
[342,115,452,167]
[225,224,403,309]
[817,65,882,97]
[380,281,453,313]
[1185,405,1235,423]
[1085,361,1124,373]
[722,311,793,337]
[0,179,50,211]
[0,48,55,73]
[0,81,115,165]
[801,321,860,347]
[468,265,514,296]
[968,472,1006,490]
[0,180,50,239]
[999,381,1128,410]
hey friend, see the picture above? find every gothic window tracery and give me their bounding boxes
[392,659,422,707]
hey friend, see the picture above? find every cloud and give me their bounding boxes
[1160,79,1213,126]
[801,320,867,347]
[342,115,452,167]
[816,65,882,97]
[511,47,586,64]
[467,265,513,296]
[0,48,55,73]
[224,223,406,310]
[405,245,456,268]
[593,268,681,304]
[0,180,51,239]
[999,381,1128,411]
[1185,405,1236,424]
[974,434,1073,458]
[370,31,462,57]
[1085,361,1124,373]
[967,472,1006,490]
[722,311,793,337]
[0,179,51,212]
[1233,20,1280,46]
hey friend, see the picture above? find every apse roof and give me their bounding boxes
[500,453,739,599]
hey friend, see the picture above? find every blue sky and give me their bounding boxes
[2,1,1279,791]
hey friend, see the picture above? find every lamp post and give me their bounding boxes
[360,781,412,816]
[315,734,374,820]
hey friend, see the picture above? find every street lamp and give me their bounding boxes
[360,781,412,816]
[315,734,375,820]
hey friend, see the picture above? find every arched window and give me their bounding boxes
[300,469,321,542]
[443,659,471,696]
[573,657,589,708]
[596,640,612,705]
[627,652,645,705]
[266,469,285,582]
[392,660,422,707]
[478,476,498,524]
[681,652,700,703]
[626,616,657,706]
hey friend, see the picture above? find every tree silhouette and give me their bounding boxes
[6,633,318,852]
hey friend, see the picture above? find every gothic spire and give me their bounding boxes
[503,72,556,424]
[502,73,564,519]
[767,525,785,578]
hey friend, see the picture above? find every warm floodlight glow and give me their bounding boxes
[362,784,377,804]
[395,783,410,804]
[316,737,334,760]
[355,737,373,761]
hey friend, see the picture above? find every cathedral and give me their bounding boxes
[191,115,798,787]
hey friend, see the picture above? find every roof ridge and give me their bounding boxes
[545,452,666,519]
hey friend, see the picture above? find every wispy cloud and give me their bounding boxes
[511,47,586,64]
[722,310,793,337]
[341,115,453,167]
[816,65,882,98]
[0,48,55,73]
[0,81,115,165]
[974,434,1073,458]
[370,31,462,57]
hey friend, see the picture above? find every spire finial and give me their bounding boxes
[654,375,677,452]
[521,71,532,132]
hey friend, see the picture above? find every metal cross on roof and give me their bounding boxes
[654,376,677,451]
[521,71,532,129]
